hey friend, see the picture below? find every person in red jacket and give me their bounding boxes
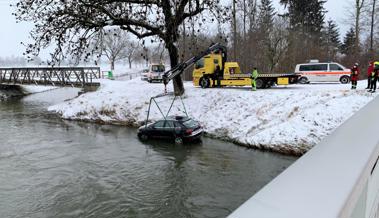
[366,61,374,89]
[351,63,360,89]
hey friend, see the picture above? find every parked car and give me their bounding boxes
[141,69,149,81]
[147,63,166,83]
[138,116,203,144]
[295,60,351,84]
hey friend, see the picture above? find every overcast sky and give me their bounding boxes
[0,0,351,59]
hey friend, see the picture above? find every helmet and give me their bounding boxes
[354,63,359,66]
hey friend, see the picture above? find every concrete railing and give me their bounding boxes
[228,96,379,218]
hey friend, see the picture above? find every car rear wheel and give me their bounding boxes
[340,76,350,84]
[298,77,309,84]
[175,137,183,145]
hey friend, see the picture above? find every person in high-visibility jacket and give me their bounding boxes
[368,62,379,93]
[251,67,259,91]
[366,61,374,89]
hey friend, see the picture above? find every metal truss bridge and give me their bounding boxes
[0,67,101,88]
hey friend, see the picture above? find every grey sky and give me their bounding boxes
[0,0,350,59]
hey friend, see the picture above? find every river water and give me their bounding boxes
[0,88,297,218]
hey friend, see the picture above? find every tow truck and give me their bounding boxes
[191,44,300,89]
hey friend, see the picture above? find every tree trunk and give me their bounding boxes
[370,0,376,55]
[128,57,132,69]
[167,42,184,96]
[111,59,115,71]
[232,0,237,61]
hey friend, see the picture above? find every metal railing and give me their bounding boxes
[228,96,379,218]
[0,67,101,87]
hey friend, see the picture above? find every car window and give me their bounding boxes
[299,64,328,71]
[165,121,175,128]
[154,121,165,128]
[174,122,182,128]
[195,59,205,69]
[152,65,165,72]
[329,64,343,71]
[183,119,198,128]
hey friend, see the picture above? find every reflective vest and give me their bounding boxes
[251,70,258,80]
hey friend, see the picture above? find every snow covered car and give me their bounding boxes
[141,69,149,81]
[147,64,165,83]
[137,116,203,144]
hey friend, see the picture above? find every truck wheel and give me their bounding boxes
[200,77,210,88]
[298,77,309,84]
[255,78,266,89]
[340,76,350,84]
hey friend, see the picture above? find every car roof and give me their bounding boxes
[298,62,340,65]
[155,116,191,122]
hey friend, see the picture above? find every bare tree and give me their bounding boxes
[369,0,377,54]
[354,0,366,53]
[98,28,136,70]
[14,0,226,96]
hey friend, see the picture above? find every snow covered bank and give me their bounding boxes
[48,79,376,155]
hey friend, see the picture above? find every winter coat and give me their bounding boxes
[251,70,258,80]
[368,63,374,77]
[351,66,359,81]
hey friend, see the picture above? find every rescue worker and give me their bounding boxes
[213,65,221,87]
[366,61,374,89]
[350,63,359,89]
[251,67,259,91]
[368,64,379,93]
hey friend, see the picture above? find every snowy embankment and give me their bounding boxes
[49,79,376,155]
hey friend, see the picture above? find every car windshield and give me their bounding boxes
[183,119,198,128]
[152,65,165,72]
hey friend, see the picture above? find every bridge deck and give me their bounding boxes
[0,67,102,88]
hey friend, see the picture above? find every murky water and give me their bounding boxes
[0,88,297,218]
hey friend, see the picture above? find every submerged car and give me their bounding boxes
[138,116,203,144]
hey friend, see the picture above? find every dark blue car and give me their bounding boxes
[138,116,203,144]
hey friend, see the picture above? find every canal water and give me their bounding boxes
[0,88,297,218]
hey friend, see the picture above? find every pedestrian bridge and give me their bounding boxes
[229,96,379,218]
[0,67,101,88]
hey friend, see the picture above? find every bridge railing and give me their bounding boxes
[0,67,101,87]
[228,96,379,218]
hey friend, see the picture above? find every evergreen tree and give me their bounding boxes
[322,20,341,60]
[280,0,326,34]
[340,28,356,55]
[258,0,276,34]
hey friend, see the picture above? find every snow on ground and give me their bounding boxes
[48,78,377,155]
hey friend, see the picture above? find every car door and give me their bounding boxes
[329,63,345,82]
[151,121,165,138]
[162,120,176,139]
[313,64,328,82]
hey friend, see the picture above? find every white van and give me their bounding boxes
[295,61,351,84]
[147,63,165,83]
